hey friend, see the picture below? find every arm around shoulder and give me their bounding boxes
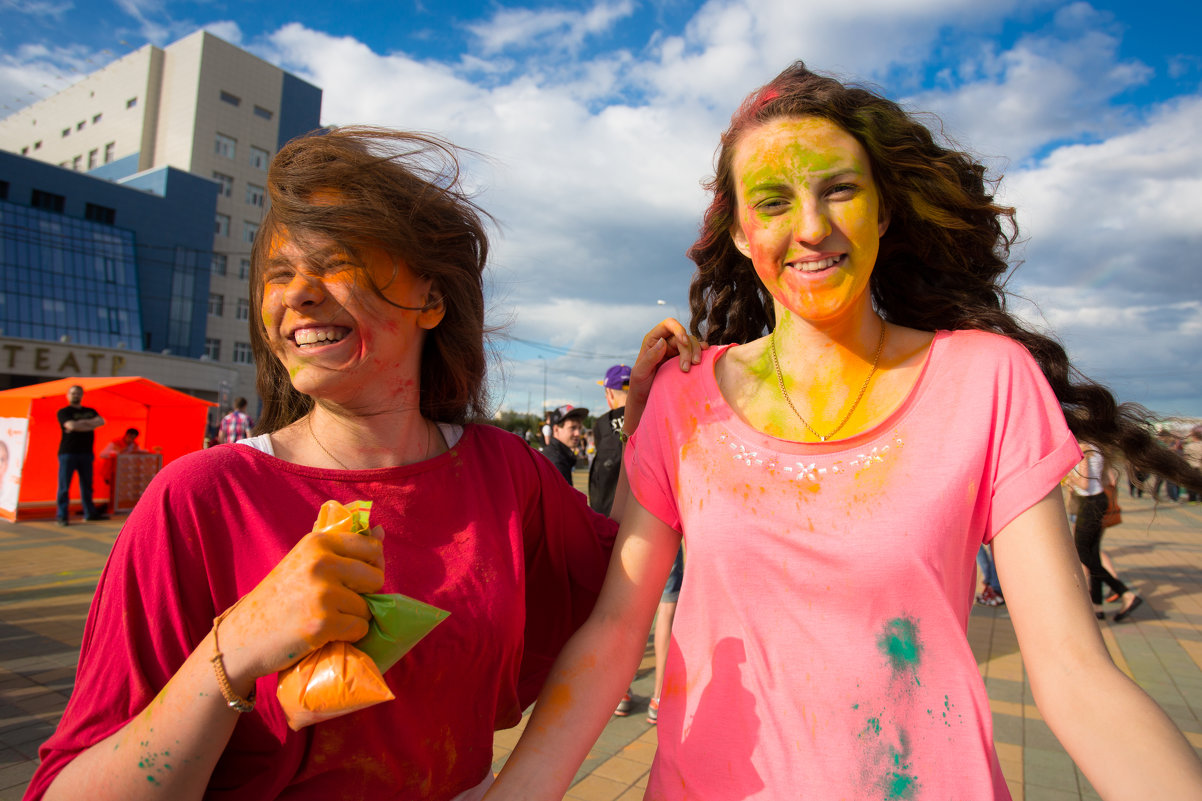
[993,489,1202,800]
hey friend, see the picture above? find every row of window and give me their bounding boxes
[212,172,265,206]
[50,142,118,172]
[219,89,275,121]
[59,113,105,138]
[204,337,253,364]
[214,213,258,243]
[208,293,251,321]
[25,188,117,224]
[16,101,132,154]
[210,253,251,279]
[0,292,140,338]
[215,133,271,169]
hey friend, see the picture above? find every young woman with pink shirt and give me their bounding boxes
[489,63,1202,800]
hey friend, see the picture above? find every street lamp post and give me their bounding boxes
[539,355,547,413]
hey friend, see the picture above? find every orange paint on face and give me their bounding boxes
[259,224,432,407]
[730,117,889,327]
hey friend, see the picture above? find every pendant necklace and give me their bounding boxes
[770,320,887,443]
[308,413,432,469]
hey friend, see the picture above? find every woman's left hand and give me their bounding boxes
[624,318,705,435]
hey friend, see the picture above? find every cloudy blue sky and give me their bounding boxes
[3,0,1200,418]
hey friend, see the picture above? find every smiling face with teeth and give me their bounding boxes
[730,116,889,328]
[260,229,443,408]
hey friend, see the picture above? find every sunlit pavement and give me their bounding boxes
[1,481,1200,800]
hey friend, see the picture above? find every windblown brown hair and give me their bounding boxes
[249,126,491,432]
[687,61,1201,488]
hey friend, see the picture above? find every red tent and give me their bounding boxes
[0,377,213,521]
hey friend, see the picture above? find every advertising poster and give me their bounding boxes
[0,417,30,519]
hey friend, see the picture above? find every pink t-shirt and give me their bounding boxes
[626,330,1080,801]
[26,424,616,801]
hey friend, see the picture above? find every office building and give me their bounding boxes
[0,149,238,399]
[0,30,322,406]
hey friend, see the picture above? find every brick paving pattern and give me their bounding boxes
[1,485,1200,800]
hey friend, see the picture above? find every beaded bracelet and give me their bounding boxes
[210,604,256,713]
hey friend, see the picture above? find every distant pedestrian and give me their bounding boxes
[543,405,587,485]
[98,428,148,489]
[588,365,631,515]
[217,397,254,443]
[56,384,108,525]
[1185,429,1202,503]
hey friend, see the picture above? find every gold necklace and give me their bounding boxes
[307,413,432,469]
[770,321,887,443]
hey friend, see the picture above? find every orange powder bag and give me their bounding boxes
[276,500,395,730]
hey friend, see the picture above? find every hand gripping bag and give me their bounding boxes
[276,500,449,729]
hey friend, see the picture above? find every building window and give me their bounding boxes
[249,145,270,170]
[0,181,7,200]
[88,149,99,169]
[93,113,103,124]
[31,189,65,213]
[76,120,86,131]
[215,132,237,159]
[219,90,241,106]
[211,253,228,276]
[126,97,137,108]
[34,140,42,150]
[104,142,115,163]
[85,203,116,225]
[62,128,70,138]
[243,221,259,243]
[245,183,265,207]
[213,171,234,197]
[253,105,274,120]
[233,342,253,364]
[215,213,230,237]
[238,258,250,280]
[235,298,250,321]
[204,338,221,360]
[20,146,28,155]
[72,155,82,171]
[208,293,224,317]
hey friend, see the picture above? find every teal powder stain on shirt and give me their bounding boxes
[877,617,922,680]
[883,770,919,799]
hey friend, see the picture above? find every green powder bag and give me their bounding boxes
[356,593,450,674]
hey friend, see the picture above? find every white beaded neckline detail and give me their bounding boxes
[714,430,905,483]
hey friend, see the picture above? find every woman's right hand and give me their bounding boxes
[624,318,705,435]
[217,524,385,690]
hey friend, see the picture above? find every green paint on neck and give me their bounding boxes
[877,617,922,676]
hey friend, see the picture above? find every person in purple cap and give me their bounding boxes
[544,404,588,485]
[588,365,631,516]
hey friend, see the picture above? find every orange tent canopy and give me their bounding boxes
[0,376,214,520]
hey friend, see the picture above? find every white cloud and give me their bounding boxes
[467,0,637,55]
[0,44,96,113]
[8,0,73,17]
[1001,95,1202,414]
[202,20,244,47]
[906,17,1152,165]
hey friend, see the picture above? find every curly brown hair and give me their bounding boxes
[688,61,1201,489]
[249,126,491,433]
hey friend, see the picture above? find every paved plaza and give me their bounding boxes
[1,490,1200,800]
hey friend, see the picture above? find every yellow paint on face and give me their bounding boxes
[730,116,889,327]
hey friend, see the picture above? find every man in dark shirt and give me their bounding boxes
[588,364,630,515]
[56,385,108,525]
[543,404,588,485]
